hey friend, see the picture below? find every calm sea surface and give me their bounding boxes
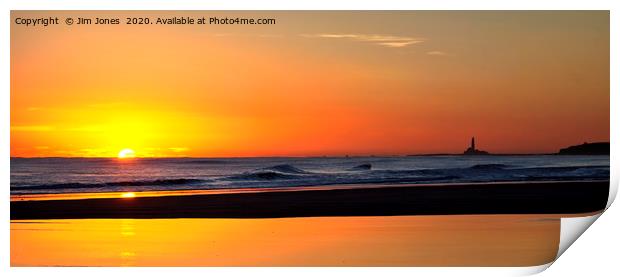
[10,155,609,195]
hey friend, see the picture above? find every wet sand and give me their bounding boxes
[11,181,609,219]
[11,214,564,266]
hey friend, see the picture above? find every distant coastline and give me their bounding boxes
[558,142,610,155]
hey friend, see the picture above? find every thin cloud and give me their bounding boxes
[11,125,54,132]
[378,41,420,48]
[426,51,448,56]
[169,147,189,153]
[302,33,425,48]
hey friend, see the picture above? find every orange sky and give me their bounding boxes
[11,11,609,157]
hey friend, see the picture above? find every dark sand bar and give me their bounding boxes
[11,181,609,220]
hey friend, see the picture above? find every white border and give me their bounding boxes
[0,0,616,10]
[3,1,618,276]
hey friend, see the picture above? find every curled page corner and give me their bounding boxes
[554,178,617,264]
[606,177,618,209]
[557,213,602,258]
[513,262,554,276]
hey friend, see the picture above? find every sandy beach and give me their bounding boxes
[11,180,609,220]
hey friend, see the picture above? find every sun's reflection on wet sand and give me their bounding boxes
[119,219,136,266]
[120,219,135,237]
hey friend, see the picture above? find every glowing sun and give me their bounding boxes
[118,148,136,159]
[120,192,136,198]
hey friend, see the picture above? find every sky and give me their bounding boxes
[11,11,609,157]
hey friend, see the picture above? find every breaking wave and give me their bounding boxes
[225,164,312,181]
[348,164,372,171]
[261,164,312,174]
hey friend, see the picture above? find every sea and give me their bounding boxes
[10,155,610,195]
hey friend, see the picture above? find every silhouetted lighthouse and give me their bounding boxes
[463,136,489,155]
